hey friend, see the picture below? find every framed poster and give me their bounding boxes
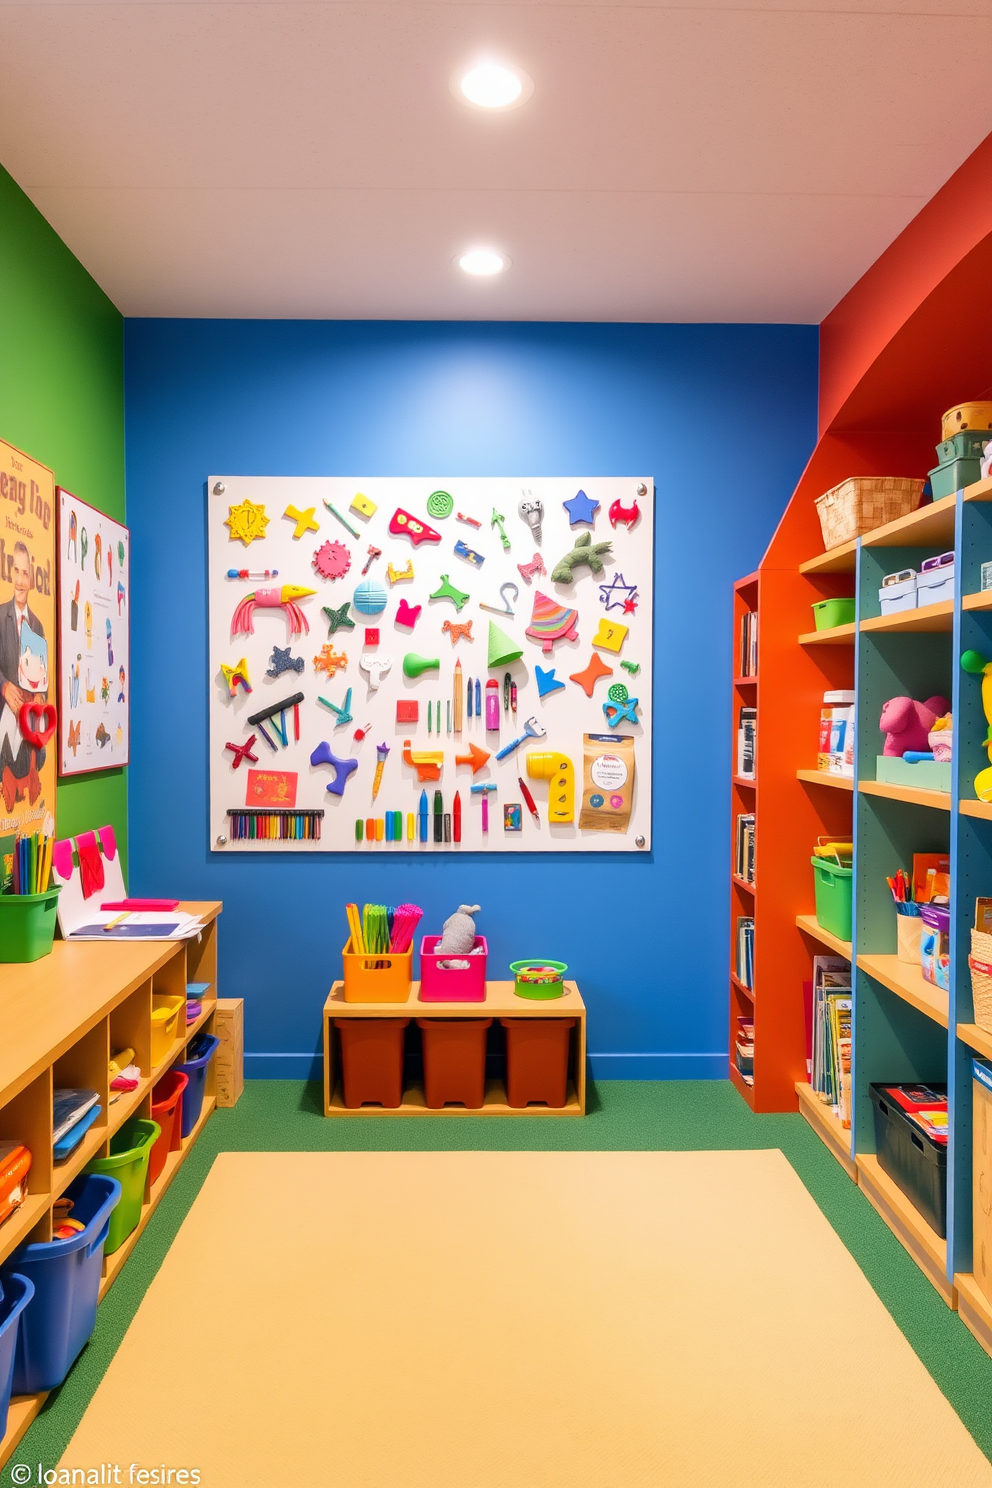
[56,489,130,774]
[0,439,57,834]
[208,477,652,854]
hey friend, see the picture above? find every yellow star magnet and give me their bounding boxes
[225,498,269,546]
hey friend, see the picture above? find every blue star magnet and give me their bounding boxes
[563,489,600,526]
[535,665,566,699]
[599,573,638,613]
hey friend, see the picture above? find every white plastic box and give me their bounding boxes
[917,551,955,606]
[879,568,918,614]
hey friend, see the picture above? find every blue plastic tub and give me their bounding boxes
[0,1274,34,1436]
[175,1033,219,1138]
[0,1173,120,1393]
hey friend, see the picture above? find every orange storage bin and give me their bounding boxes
[500,1018,575,1108]
[335,1019,409,1107]
[148,1070,188,1185]
[151,994,184,1065]
[416,1019,492,1109]
[341,941,412,1003]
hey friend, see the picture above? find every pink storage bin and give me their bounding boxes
[418,936,489,1002]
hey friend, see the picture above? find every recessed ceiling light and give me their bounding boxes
[452,60,534,111]
[456,248,510,277]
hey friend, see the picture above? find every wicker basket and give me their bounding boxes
[815,477,925,551]
[970,927,992,1032]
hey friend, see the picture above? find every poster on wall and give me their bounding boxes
[56,489,130,775]
[0,438,57,835]
[208,477,652,854]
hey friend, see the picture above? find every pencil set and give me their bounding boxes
[226,808,324,840]
[10,831,54,895]
[345,901,423,955]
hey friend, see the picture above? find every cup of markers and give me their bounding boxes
[888,868,923,965]
[0,831,61,963]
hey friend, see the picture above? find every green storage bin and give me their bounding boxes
[84,1117,159,1254]
[811,855,853,942]
[935,430,991,464]
[929,454,985,500]
[0,887,61,963]
[811,597,856,631]
[875,755,952,792]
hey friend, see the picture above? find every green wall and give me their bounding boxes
[0,164,127,871]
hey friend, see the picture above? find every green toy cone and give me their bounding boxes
[488,621,523,669]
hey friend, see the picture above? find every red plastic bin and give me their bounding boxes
[500,1018,576,1108]
[416,1019,492,1108]
[335,1018,410,1108]
[149,1070,188,1184]
[418,937,488,1002]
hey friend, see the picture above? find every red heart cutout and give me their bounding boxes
[18,701,57,749]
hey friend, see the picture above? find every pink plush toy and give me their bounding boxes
[880,695,951,756]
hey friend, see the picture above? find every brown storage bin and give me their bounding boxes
[334,1018,409,1107]
[500,1018,575,1108]
[416,1019,492,1108]
[815,477,924,550]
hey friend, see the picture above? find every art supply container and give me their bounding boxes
[810,597,855,631]
[510,960,569,999]
[149,1070,188,1185]
[151,994,185,1066]
[0,1273,33,1438]
[500,1018,575,1108]
[972,1060,992,1306]
[896,910,923,965]
[920,904,950,991]
[917,551,955,605]
[84,1117,160,1254]
[817,692,855,776]
[0,886,60,964]
[878,568,918,615]
[419,936,488,1002]
[175,1033,220,1137]
[810,855,853,941]
[334,1019,409,1107]
[416,1019,492,1108]
[970,927,992,1034]
[341,941,413,1003]
[1,1173,121,1393]
[869,1083,948,1237]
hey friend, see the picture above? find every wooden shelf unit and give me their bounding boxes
[798,621,856,646]
[0,904,222,1471]
[322,981,587,1116]
[795,913,851,961]
[795,1081,857,1180]
[858,779,952,811]
[860,599,954,634]
[857,1154,956,1305]
[857,954,949,1028]
[796,768,854,791]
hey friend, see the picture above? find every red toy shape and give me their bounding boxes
[395,598,422,629]
[396,700,419,724]
[364,628,380,645]
[608,498,640,530]
[879,694,951,756]
[18,700,57,749]
[389,509,441,546]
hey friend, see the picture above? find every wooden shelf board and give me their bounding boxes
[799,540,857,576]
[798,621,856,646]
[796,768,854,791]
[734,571,759,591]
[325,980,585,1018]
[183,997,217,1043]
[860,493,957,550]
[733,674,758,687]
[795,1082,857,1180]
[0,1393,46,1475]
[327,1078,581,1117]
[856,1154,955,1306]
[728,1062,755,1107]
[0,1191,52,1270]
[860,599,953,634]
[954,1272,992,1359]
[957,1022,992,1061]
[963,476,992,504]
[857,953,949,1027]
[963,591,992,612]
[730,973,754,1000]
[858,779,951,811]
[732,775,756,790]
[795,914,852,961]
[960,798,992,820]
[731,874,755,895]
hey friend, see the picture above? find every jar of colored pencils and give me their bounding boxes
[0,831,60,962]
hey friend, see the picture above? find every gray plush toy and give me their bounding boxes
[436,904,483,969]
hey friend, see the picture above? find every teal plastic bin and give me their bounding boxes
[811,855,853,941]
[84,1117,159,1255]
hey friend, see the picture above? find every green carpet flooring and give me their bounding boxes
[5,1079,992,1481]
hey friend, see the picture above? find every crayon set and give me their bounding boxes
[345,901,423,954]
[226,808,324,840]
[9,830,54,895]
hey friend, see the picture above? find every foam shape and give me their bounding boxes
[455,743,491,774]
[353,579,387,614]
[395,598,421,629]
[525,591,579,654]
[429,573,470,610]
[591,617,628,654]
[609,498,640,529]
[387,560,414,584]
[313,540,351,580]
[224,498,269,546]
[403,653,440,679]
[321,602,355,635]
[266,647,304,678]
[310,740,359,796]
[488,621,523,669]
[563,489,599,526]
[313,644,348,678]
[283,504,319,539]
[551,531,613,585]
[350,492,378,519]
[535,665,566,699]
[396,700,419,724]
[569,653,614,698]
[403,739,444,781]
[220,658,252,696]
[389,508,441,546]
[360,654,393,690]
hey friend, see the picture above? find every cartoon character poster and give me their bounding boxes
[0,438,57,833]
[57,488,130,775]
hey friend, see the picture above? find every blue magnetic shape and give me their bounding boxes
[563,488,600,526]
[317,687,353,726]
[454,538,485,566]
[603,695,639,727]
[266,646,305,678]
[535,665,566,699]
[310,740,359,796]
[599,572,638,612]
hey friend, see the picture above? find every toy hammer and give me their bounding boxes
[470,781,497,833]
[495,716,546,761]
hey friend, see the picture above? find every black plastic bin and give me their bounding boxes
[869,1082,948,1237]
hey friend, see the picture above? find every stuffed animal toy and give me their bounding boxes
[436,904,483,969]
[879,695,951,756]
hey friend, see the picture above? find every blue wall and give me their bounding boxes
[124,320,818,1079]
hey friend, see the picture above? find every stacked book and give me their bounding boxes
[811,956,852,1128]
[740,611,758,677]
[735,813,755,884]
[736,916,754,989]
[735,1016,754,1086]
[736,707,756,778]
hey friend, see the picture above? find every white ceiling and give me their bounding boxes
[1,0,991,322]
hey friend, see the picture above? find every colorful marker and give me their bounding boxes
[475,678,482,714]
[467,675,474,718]
[433,789,443,843]
[485,678,500,730]
[519,776,540,825]
[407,812,415,841]
[443,812,451,844]
[453,791,462,843]
[418,789,428,843]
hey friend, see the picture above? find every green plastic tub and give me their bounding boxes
[0,887,61,963]
[930,454,986,500]
[811,597,856,631]
[935,430,991,465]
[810,855,853,942]
[84,1117,160,1254]
[510,960,569,999]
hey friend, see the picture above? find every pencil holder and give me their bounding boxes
[0,886,60,963]
[896,910,923,965]
[341,940,413,1003]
